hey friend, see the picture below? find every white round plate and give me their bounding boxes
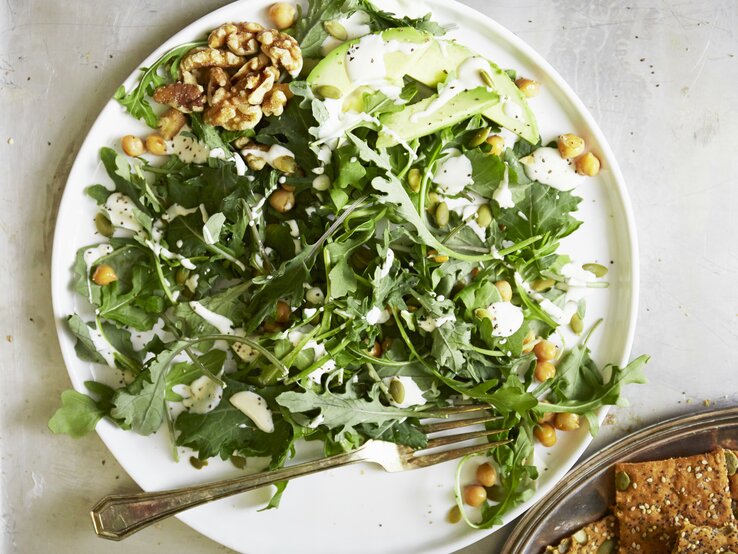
[51,1,639,552]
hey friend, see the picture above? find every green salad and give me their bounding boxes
[50,0,647,527]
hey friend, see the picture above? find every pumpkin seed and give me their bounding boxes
[316,85,342,100]
[230,455,248,469]
[389,378,405,404]
[447,505,462,524]
[572,529,588,545]
[569,313,584,335]
[426,192,439,210]
[324,20,348,40]
[189,456,208,469]
[597,540,615,554]
[407,168,421,192]
[468,127,490,148]
[272,155,297,174]
[476,204,493,228]
[726,450,738,476]
[532,278,555,292]
[175,268,190,286]
[435,202,449,226]
[94,213,114,237]
[557,538,571,553]
[615,470,631,491]
[583,262,608,278]
[479,69,495,89]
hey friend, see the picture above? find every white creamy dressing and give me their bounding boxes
[486,301,524,337]
[184,273,199,293]
[285,219,300,238]
[161,203,198,222]
[229,390,275,433]
[410,57,493,123]
[501,95,524,121]
[365,306,391,325]
[320,11,372,55]
[176,375,223,414]
[189,301,235,335]
[493,164,515,209]
[145,225,196,270]
[418,311,456,333]
[383,376,427,408]
[344,35,424,101]
[87,324,117,368]
[240,144,295,169]
[104,193,144,234]
[560,263,596,287]
[432,149,474,195]
[521,147,584,191]
[378,248,395,278]
[129,318,176,351]
[210,147,247,176]
[314,97,380,144]
[169,133,210,164]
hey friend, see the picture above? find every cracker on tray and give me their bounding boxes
[614,449,734,553]
[671,522,738,553]
[545,515,618,554]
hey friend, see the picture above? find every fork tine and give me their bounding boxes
[424,428,508,449]
[421,414,502,434]
[421,404,490,417]
[407,440,511,469]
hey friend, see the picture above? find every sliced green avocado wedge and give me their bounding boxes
[406,40,539,144]
[376,89,499,148]
[307,27,432,100]
[306,28,539,146]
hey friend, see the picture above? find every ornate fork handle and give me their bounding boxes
[91,447,366,540]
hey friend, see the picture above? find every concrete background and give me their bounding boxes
[1,0,736,552]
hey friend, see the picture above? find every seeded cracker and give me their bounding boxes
[728,450,738,517]
[614,450,734,553]
[545,515,618,553]
[671,522,738,553]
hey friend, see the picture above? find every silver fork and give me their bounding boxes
[90,404,508,540]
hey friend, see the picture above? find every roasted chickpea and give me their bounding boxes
[145,134,167,156]
[534,360,556,381]
[381,337,393,353]
[494,280,513,302]
[554,413,581,432]
[121,135,144,157]
[515,77,540,98]
[576,152,601,176]
[476,462,497,487]
[463,484,487,507]
[92,264,117,286]
[275,300,291,323]
[534,423,557,447]
[267,2,297,30]
[534,339,558,361]
[269,189,295,213]
[486,134,505,156]
[557,133,585,159]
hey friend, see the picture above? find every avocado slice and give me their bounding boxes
[407,40,539,144]
[307,27,433,100]
[306,28,539,146]
[377,89,499,147]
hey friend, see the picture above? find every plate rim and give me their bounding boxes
[501,406,738,553]
[49,1,641,552]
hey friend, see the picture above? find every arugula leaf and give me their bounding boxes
[114,41,206,128]
[295,0,360,58]
[276,387,419,441]
[358,0,446,35]
[48,389,107,438]
[176,379,294,462]
[110,342,187,435]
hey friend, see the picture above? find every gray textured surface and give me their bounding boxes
[1,1,736,553]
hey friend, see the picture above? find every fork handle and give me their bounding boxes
[91,448,364,540]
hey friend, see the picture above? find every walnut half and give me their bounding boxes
[152,83,206,113]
